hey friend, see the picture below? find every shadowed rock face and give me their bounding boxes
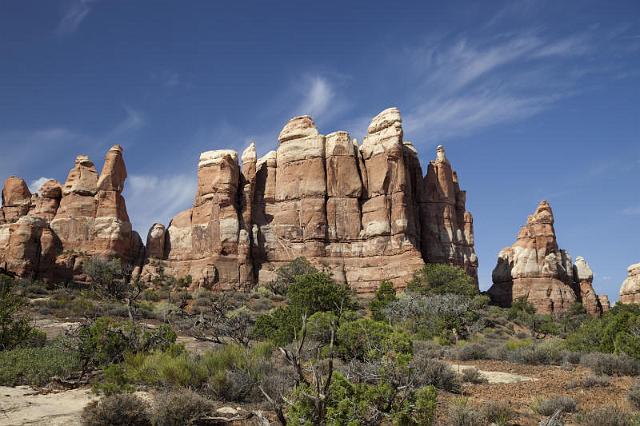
[620,264,640,305]
[0,145,141,281]
[488,201,606,315]
[141,108,478,294]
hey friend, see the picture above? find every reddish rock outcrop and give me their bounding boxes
[141,108,478,294]
[488,201,606,315]
[0,145,140,281]
[620,263,640,305]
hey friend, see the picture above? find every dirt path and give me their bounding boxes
[0,386,96,426]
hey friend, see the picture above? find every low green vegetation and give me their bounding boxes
[5,258,640,425]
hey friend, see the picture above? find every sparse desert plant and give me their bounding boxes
[628,381,640,410]
[580,352,640,376]
[576,406,637,426]
[481,400,514,426]
[461,367,488,384]
[369,280,397,321]
[532,395,577,416]
[151,389,214,426]
[81,393,151,426]
[456,343,488,361]
[567,375,610,389]
[411,353,461,393]
[447,398,484,426]
[0,338,81,386]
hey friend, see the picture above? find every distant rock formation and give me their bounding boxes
[140,108,478,294]
[620,263,640,305]
[0,145,142,281]
[488,201,607,315]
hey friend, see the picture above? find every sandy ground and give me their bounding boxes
[0,386,96,426]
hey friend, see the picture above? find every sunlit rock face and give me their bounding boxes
[620,263,640,305]
[0,145,140,281]
[488,201,607,315]
[141,108,478,295]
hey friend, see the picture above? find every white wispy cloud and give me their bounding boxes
[102,106,145,147]
[124,174,197,235]
[56,0,99,35]
[296,76,335,120]
[401,30,595,144]
[28,177,55,194]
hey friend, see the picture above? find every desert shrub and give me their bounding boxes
[369,280,397,321]
[122,343,273,402]
[628,381,640,410]
[407,264,477,297]
[76,318,176,369]
[566,304,640,359]
[456,343,488,360]
[81,393,151,426]
[385,292,480,343]
[461,368,487,384]
[253,272,357,345]
[533,395,577,416]
[580,352,640,376]
[567,374,610,389]
[0,276,45,351]
[84,257,130,300]
[447,398,484,426]
[267,257,318,296]
[413,385,438,425]
[151,389,213,426]
[576,406,638,426]
[336,318,412,361]
[0,338,81,385]
[411,353,461,393]
[505,340,568,365]
[286,372,437,426]
[413,340,450,359]
[481,401,514,426]
[306,311,337,345]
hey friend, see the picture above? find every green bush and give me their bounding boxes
[566,304,640,359]
[266,257,319,295]
[0,276,44,351]
[286,372,437,426]
[253,272,357,345]
[81,393,151,426]
[0,338,81,386]
[118,343,273,402]
[337,318,412,361]
[77,318,176,369]
[407,264,478,297]
[369,280,397,321]
[151,389,213,426]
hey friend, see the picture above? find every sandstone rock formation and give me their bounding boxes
[0,145,141,281]
[620,263,640,305]
[141,108,478,294]
[488,201,606,315]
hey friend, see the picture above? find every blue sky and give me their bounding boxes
[0,0,638,299]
